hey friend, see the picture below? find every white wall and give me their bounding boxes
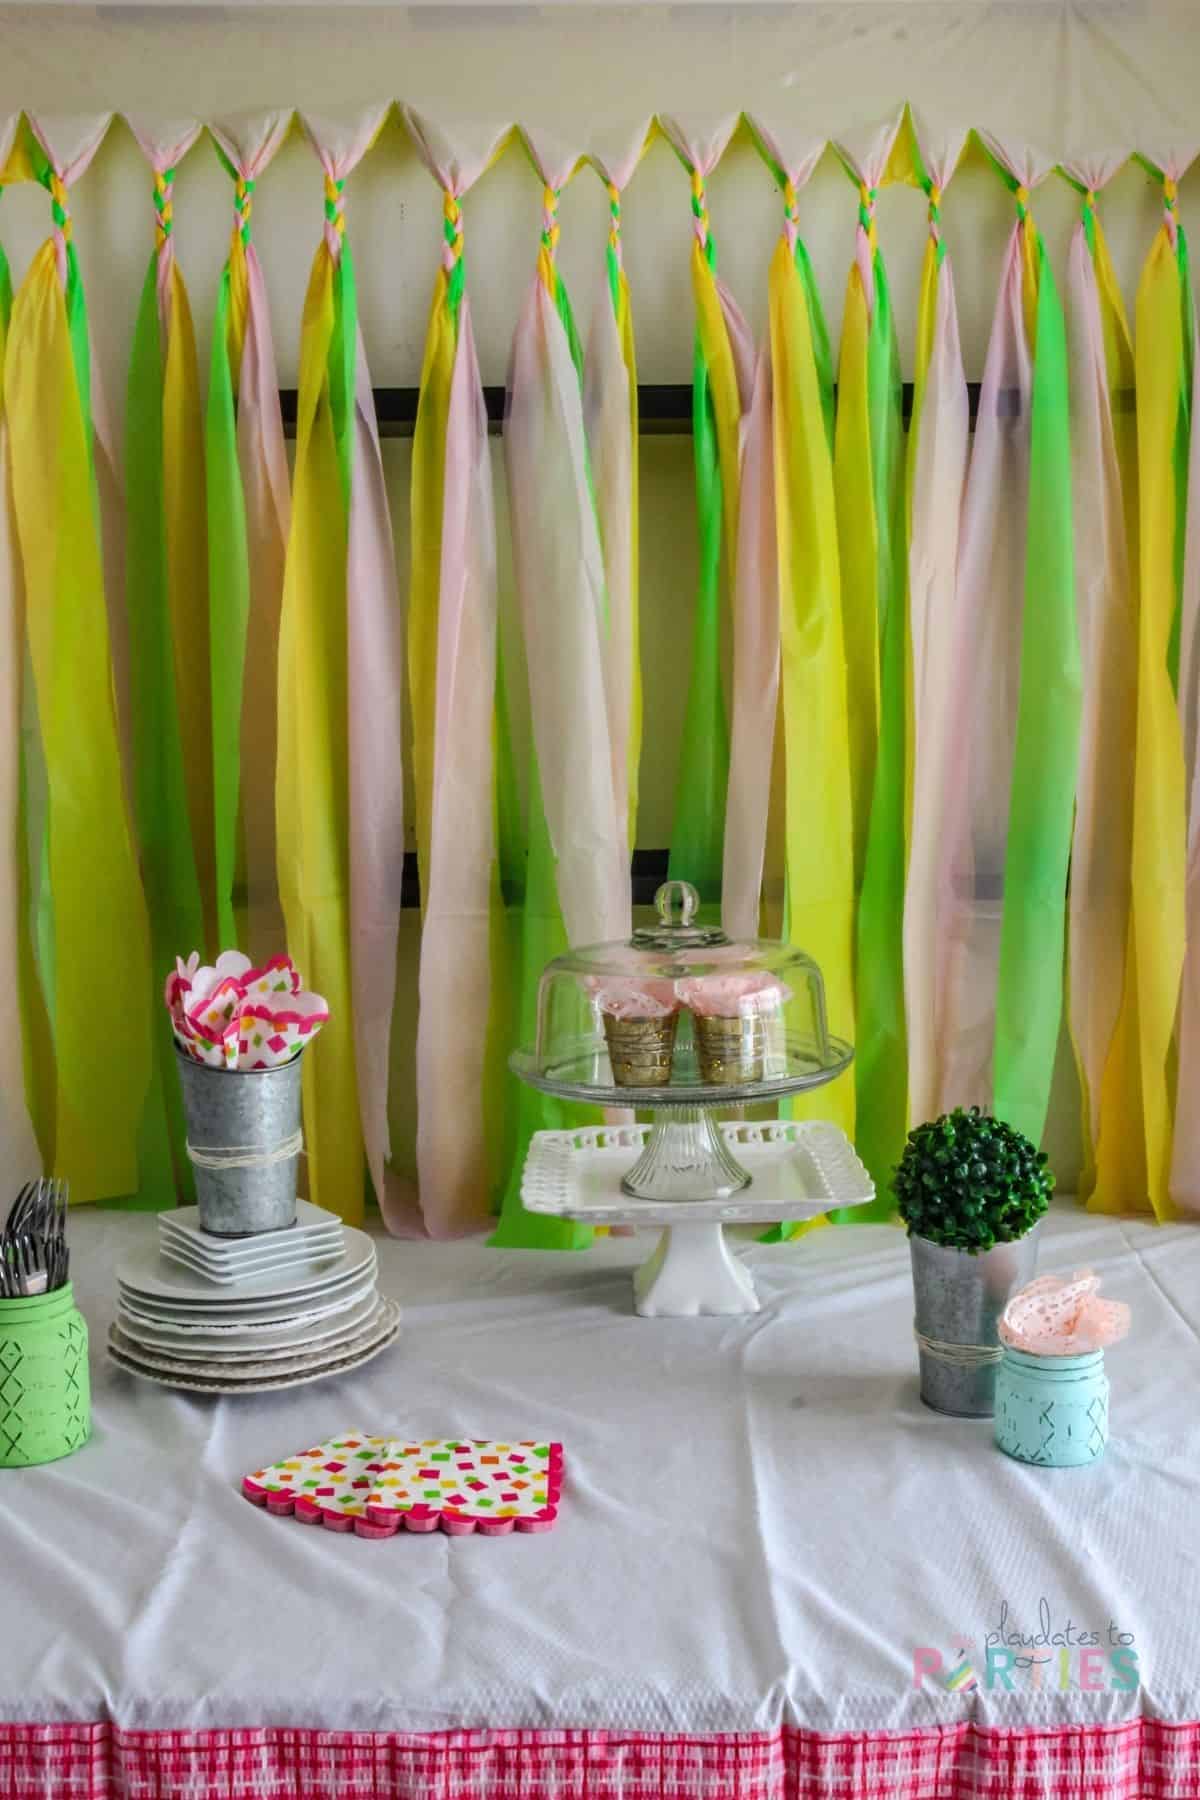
[2,2,1198,1189]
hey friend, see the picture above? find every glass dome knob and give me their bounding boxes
[630,879,729,950]
[656,880,699,928]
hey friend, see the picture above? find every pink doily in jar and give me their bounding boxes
[999,1270,1130,1356]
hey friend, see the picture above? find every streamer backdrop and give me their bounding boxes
[0,106,1195,1230]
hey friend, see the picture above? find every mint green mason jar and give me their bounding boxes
[995,1347,1108,1468]
[0,1286,90,1468]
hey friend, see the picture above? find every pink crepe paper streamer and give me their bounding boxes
[721,123,825,944]
[207,111,293,961]
[677,973,790,1018]
[400,111,509,1237]
[125,118,203,335]
[27,115,131,787]
[999,1270,1131,1356]
[506,129,630,949]
[1169,150,1200,1214]
[0,112,41,1185]
[300,109,404,1215]
[901,122,971,1128]
[1060,153,1138,1184]
[413,310,496,1234]
[584,122,652,861]
[931,137,1055,1114]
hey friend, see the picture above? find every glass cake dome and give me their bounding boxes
[510,880,853,1107]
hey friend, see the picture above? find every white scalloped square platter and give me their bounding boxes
[521,1119,875,1225]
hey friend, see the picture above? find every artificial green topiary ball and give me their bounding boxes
[891,1106,1053,1253]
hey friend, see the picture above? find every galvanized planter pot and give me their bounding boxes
[175,1049,302,1238]
[910,1225,1040,1417]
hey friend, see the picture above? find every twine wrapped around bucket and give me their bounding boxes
[603,1012,679,1087]
[692,1012,767,1085]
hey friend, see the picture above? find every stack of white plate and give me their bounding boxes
[109,1226,400,1395]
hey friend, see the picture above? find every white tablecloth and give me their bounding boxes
[2,1203,1196,1737]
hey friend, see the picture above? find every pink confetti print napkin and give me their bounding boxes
[243,1432,564,1538]
[166,950,329,1069]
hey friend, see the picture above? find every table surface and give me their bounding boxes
[2,1201,1197,1737]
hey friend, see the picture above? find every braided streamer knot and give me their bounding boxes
[858,181,878,247]
[606,180,623,267]
[540,182,560,258]
[48,172,71,243]
[234,176,254,244]
[782,177,799,251]
[690,166,711,256]
[442,190,463,272]
[153,167,175,251]
[324,173,346,255]
[1163,174,1179,247]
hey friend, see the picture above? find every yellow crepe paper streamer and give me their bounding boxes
[276,207,362,1224]
[1092,168,1191,1218]
[5,216,154,1199]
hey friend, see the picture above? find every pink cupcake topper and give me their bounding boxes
[676,972,791,1019]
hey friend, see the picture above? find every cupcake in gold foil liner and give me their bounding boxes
[589,979,681,1089]
[677,973,791,1087]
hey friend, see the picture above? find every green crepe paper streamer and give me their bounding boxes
[125,256,203,1207]
[993,233,1081,1145]
[1168,227,1193,693]
[206,266,251,951]
[849,252,908,1218]
[330,236,358,509]
[795,239,835,453]
[669,329,727,908]
[553,266,585,383]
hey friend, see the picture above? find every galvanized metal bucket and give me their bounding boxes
[175,1048,302,1237]
[910,1226,1040,1417]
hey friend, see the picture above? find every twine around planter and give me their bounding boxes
[185,1130,305,1172]
[913,1326,1004,1369]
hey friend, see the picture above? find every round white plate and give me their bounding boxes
[107,1312,402,1395]
[110,1299,400,1378]
[117,1271,379,1332]
[118,1227,375,1305]
[116,1291,389,1359]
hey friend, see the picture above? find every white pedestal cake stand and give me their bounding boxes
[511,1034,873,1317]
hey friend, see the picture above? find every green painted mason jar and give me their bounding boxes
[0,1285,90,1468]
[995,1347,1108,1468]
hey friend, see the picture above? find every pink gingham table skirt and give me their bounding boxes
[2,1720,1199,1799]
